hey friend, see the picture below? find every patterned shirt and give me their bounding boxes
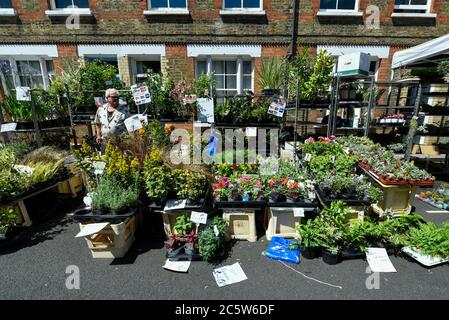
[94,103,131,138]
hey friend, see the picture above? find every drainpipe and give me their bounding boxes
[288,0,299,62]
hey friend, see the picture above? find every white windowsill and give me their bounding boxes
[144,9,190,15]
[391,12,437,18]
[0,8,16,16]
[219,9,266,16]
[317,10,363,17]
[45,8,93,16]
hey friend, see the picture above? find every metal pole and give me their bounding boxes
[364,76,376,137]
[405,83,422,162]
[30,90,42,147]
[294,77,300,164]
[329,76,340,137]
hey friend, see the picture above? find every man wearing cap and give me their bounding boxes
[95,88,131,145]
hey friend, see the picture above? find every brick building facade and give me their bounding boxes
[0,0,447,98]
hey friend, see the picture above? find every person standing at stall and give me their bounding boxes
[95,88,131,147]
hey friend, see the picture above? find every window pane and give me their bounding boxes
[73,0,89,8]
[320,0,337,9]
[32,76,44,88]
[243,75,251,90]
[395,0,409,4]
[196,61,207,76]
[224,0,241,9]
[212,61,224,74]
[243,0,259,8]
[226,61,237,74]
[410,0,427,5]
[225,76,237,89]
[151,0,169,8]
[169,0,186,8]
[338,0,356,10]
[225,90,238,97]
[215,75,224,90]
[0,0,12,8]
[46,60,55,75]
[242,61,252,75]
[17,61,41,75]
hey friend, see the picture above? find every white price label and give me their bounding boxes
[214,225,220,237]
[1,123,17,132]
[190,211,208,225]
[304,153,312,162]
[331,156,336,163]
[293,208,305,217]
[309,191,316,199]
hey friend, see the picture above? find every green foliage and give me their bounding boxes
[0,149,29,202]
[0,142,33,159]
[257,57,286,90]
[144,165,173,200]
[437,60,449,83]
[199,217,228,262]
[287,47,313,100]
[303,50,335,100]
[195,74,215,98]
[92,175,139,211]
[173,169,208,200]
[0,93,50,122]
[174,213,194,237]
[144,120,170,148]
[21,146,68,166]
[0,206,17,234]
[309,154,356,181]
[297,218,323,248]
[145,70,178,118]
[301,141,344,157]
[404,222,449,258]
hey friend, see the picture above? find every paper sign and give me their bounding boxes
[267,98,286,118]
[94,97,104,108]
[191,211,208,225]
[309,191,316,199]
[365,248,397,273]
[163,259,191,273]
[125,115,143,133]
[131,84,152,106]
[196,98,214,123]
[92,161,106,175]
[75,222,110,238]
[246,127,257,137]
[16,87,31,101]
[213,263,248,287]
[164,199,187,211]
[183,94,197,105]
[14,165,33,176]
[1,123,17,132]
[293,208,305,217]
[304,153,312,162]
[214,225,220,237]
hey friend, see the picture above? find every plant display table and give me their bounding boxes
[222,209,257,242]
[78,216,136,259]
[265,206,317,241]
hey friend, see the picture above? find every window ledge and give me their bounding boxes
[219,9,266,16]
[0,8,16,16]
[143,9,190,15]
[317,11,363,17]
[45,9,93,17]
[391,12,437,18]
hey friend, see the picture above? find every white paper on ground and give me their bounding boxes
[163,259,191,273]
[293,208,305,217]
[365,248,397,273]
[164,199,187,211]
[190,211,208,225]
[402,247,449,267]
[75,222,110,238]
[213,262,248,287]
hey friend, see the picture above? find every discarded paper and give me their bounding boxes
[365,248,397,273]
[163,259,191,273]
[213,262,248,287]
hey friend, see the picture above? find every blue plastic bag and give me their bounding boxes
[265,236,300,264]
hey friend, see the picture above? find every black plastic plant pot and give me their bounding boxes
[110,207,128,216]
[322,249,341,265]
[300,246,322,259]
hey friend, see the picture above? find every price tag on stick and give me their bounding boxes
[304,153,312,162]
[190,211,208,225]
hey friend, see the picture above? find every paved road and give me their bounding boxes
[1,193,449,300]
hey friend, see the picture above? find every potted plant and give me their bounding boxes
[296,219,322,259]
[173,169,208,204]
[144,165,173,205]
[198,217,228,262]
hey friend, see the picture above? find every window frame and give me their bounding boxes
[0,58,54,92]
[393,0,431,13]
[0,0,15,16]
[46,0,92,16]
[318,0,359,12]
[147,0,188,10]
[222,0,263,11]
[196,57,254,101]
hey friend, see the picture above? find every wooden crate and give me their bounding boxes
[56,174,83,197]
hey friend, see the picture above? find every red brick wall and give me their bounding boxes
[53,44,79,75]
[165,45,195,84]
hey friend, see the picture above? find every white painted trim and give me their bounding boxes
[187,44,261,58]
[0,8,16,16]
[45,8,92,16]
[237,58,242,95]
[391,12,436,18]
[147,0,188,10]
[78,44,166,57]
[317,45,390,59]
[317,11,362,17]
[143,9,190,15]
[219,10,266,15]
[39,58,50,89]
[0,45,59,58]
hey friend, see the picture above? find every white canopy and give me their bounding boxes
[392,33,449,69]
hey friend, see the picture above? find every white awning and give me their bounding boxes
[187,44,261,58]
[392,34,449,69]
[317,45,390,59]
[78,44,166,57]
[0,45,58,58]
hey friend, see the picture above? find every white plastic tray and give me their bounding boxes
[402,247,448,267]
